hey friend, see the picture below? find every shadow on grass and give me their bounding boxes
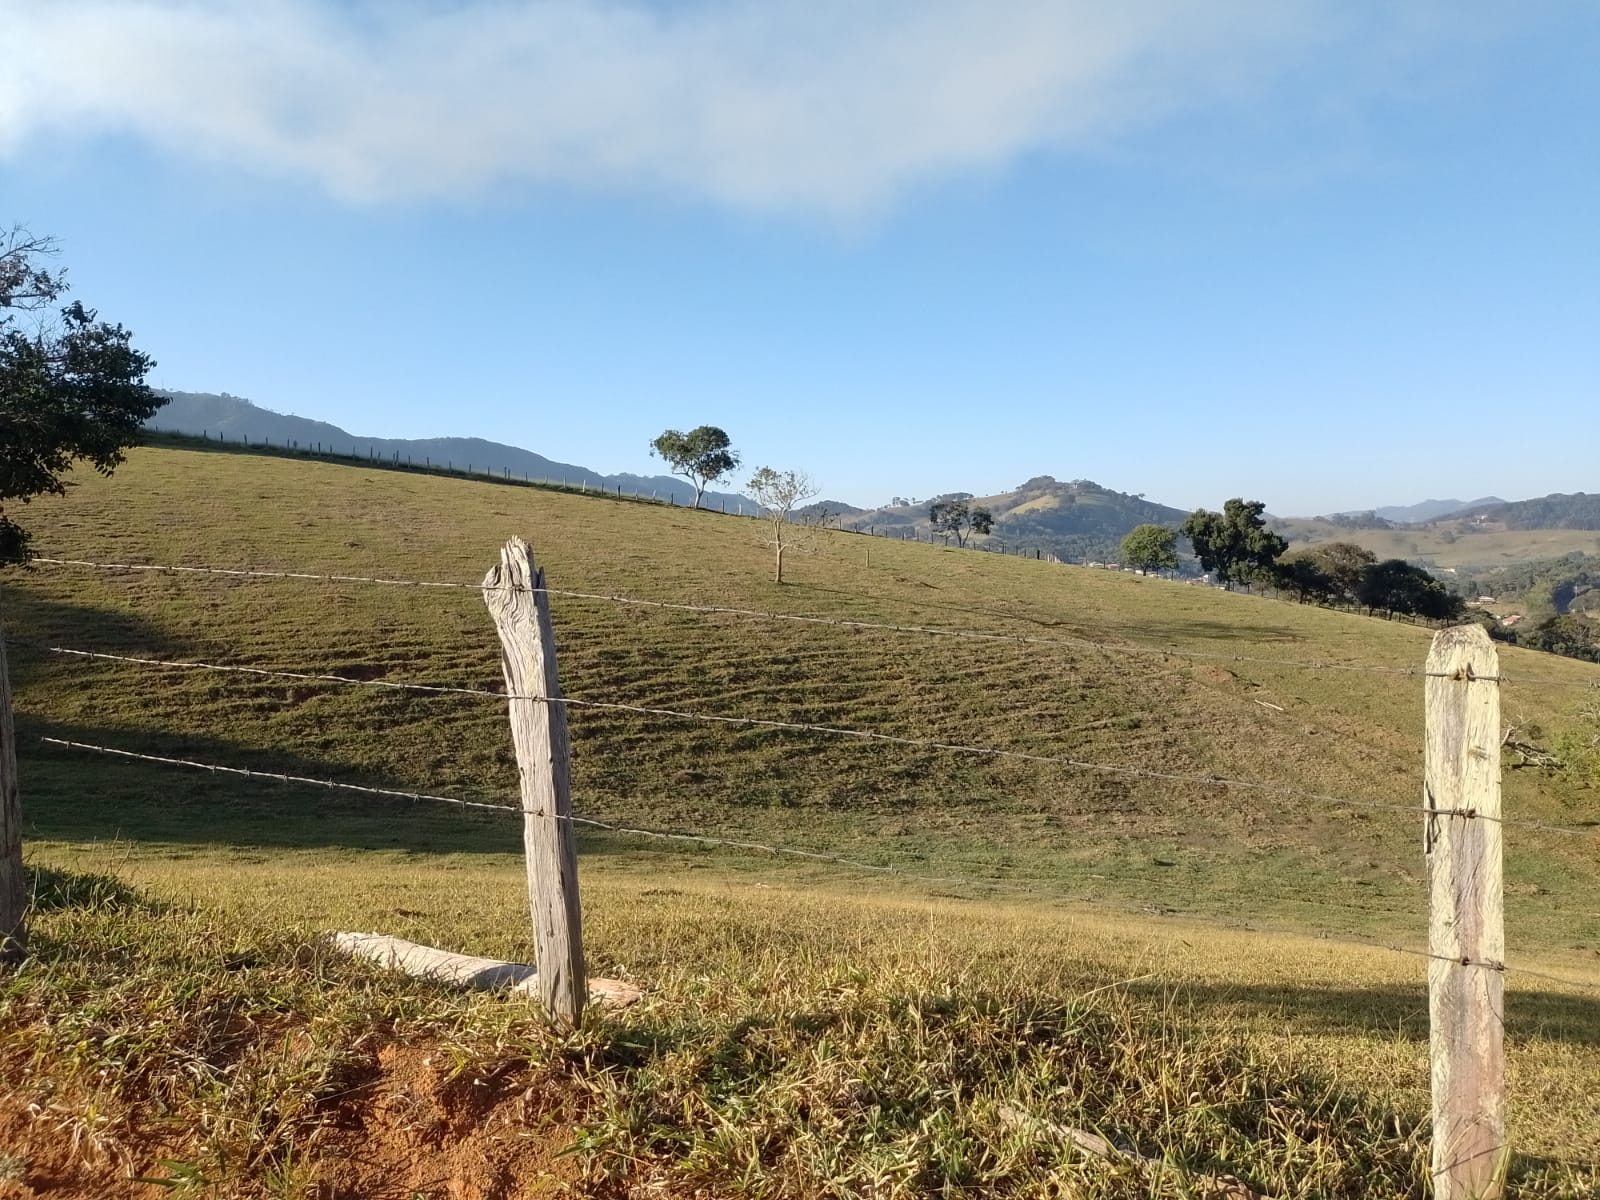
[15,712,528,856]
[582,987,1436,1197]
[25,863,156,913]
[1126,978,1600,1049]
[1,590,198,667]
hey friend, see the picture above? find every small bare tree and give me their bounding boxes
[747,467,820,583]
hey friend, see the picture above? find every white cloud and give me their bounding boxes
[0,0,1466,214]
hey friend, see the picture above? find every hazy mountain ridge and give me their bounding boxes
[838,476,1189,560]
[146,393,1193,553]
[147,390,754,509]
[1442,493,1600,531]
[1343,497,1506,524]
[148,393,1592,561]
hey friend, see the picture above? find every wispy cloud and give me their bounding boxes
[0,1,1474,214]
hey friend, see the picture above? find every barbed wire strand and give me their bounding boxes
[23,736,1259,901]
[33,735,1600,997]
[44,643,1600,838]
[40,643,1491,828]
[34,555,1594,687]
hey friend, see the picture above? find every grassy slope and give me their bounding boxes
[3,444,1599,1196]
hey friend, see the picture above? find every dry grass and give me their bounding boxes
[1,443,1598,1195]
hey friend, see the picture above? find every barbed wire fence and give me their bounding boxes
[4,542,1600,1194]
[9,552,1600,939]
[5,556,1596,864]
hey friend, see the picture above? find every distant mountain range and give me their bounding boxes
[831,476,1189,561]
[146,391,756,510]
[1442,493,1600,531]
[1344,497,1506,524]
[145,392,1595,559]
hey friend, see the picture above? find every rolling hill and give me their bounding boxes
[7,441,1596,935]
[4,443,1598,1195]
[1348,497,1505,524]
[147,389,758,509]
[1447,492,1600,531]
[841,475,1189,560]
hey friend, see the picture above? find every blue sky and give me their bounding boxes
[3,1,1596,514]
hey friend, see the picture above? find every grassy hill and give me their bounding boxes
[2,443,1598,1196]
[148,390,757,510]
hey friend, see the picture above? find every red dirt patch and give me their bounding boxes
[0,1041,584,1200]
[0,1091,160,1200]
[312,1043,582,1199]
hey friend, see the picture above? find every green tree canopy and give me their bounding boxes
[1274,555,1336,603]
[1181,499,1286,586]
[1299,541,1378,601]
[649,425,739,508]
[2,227,162,562]
[1519,615,1600,663]
[929,497,993,547]
[1355,559,1463,620]
[1118,524,1178,573]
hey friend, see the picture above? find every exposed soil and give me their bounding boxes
[0,1041,584,1200]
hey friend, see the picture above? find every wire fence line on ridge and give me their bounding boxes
[31,735,1600,999]
[36,642,1509,829]
[34,553,1599,687]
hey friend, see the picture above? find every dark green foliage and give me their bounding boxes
[1458,553,1600,624]
[1,228,161,561]
[1355,560,1463,620]
[1274,556,1337,603]
[1520,615,1600,663]
[930,497,992,547]
[1119,524,1178,573]
[1462,493,1600,531]
[649,425,739,508]
[1278,542,1377,604]
[1181,499,1287,586]
[1317,511,1394,531]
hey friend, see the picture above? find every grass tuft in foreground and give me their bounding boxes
[571,959,1428,1198]
[3,866,1595,1198]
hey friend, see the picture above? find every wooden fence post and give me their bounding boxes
[1424,624,1506,1200]
[483,538,586,1026]
[0,626,24,963]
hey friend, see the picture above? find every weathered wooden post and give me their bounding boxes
[483,538,586,1025]
[1424,624,1506,1200]
[0,626,24,963]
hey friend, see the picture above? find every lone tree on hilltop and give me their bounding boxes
[2,226,163,563]
[747,466,821,583]
[929,497,994,547]
[650,425,739,509]
[1119,524,1178,574]
[1182,498,1286,588]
